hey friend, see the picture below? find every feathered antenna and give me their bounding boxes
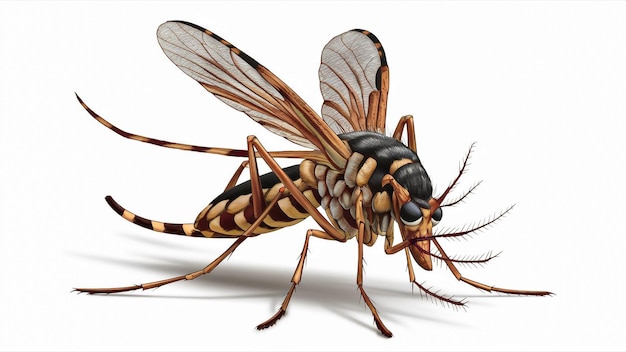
[434,142,475,206]
[440,181,482,208]
[412,244,501,268]
[429,205,515,241]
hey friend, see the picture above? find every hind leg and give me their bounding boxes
[225,161,249,190]
[76,94,319,160]
[75,236,247,294]
[257,229,338,329]
[75,187,286,294]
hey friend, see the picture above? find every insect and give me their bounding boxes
[75,21,551,337]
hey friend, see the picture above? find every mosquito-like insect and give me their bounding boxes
[75,21,551,337]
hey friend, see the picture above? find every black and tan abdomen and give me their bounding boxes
[193,165,321,237]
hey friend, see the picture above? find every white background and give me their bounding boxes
[1,1,625,351]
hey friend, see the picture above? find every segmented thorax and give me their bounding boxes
[300,131,431,245]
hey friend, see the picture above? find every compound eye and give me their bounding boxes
[400,202,423,226]
[431,207,443,226]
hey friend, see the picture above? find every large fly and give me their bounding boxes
[75,21,551,337]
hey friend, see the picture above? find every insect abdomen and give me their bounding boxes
[104,196,205,237]
[194,165,321,237]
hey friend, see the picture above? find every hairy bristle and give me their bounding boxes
[435,142,476,204]
[413,244,501,268]
[411,281,467,309]
[441,180,482,208]
[430,205,515,241]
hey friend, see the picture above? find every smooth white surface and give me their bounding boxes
[1,1,625,351]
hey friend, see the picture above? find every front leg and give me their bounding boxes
[355,193,393,337]
[432,239,553,296]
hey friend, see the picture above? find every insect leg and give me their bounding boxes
[391,115,416,152]
[432,238,553,296]
[257,229,338,330]
[74,187,286,294]
[383,228,466,306]
[246,136,397,332]
[76,94,322,161]
[247,136,347,242]
[404,247,417,282]
[225,161,249,190]
[355,193,393,338]
[74,236,246,294]
[246,136,265,218]
[401,248,467,307]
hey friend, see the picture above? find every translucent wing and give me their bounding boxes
[319,29,389,134]
[157,21,350,168]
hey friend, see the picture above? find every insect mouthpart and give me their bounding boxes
[402,203,437,271]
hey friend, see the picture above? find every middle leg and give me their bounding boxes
[75,187,286,294]
[354,193,393,337]
[257,229,338,330]
[432,238,552,296]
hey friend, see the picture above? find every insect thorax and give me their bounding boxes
[299,131,433,244]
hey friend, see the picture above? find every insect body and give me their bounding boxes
[76,21,551,337]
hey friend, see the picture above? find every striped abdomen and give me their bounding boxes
[193,165,321,237]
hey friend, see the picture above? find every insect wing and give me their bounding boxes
[157,21,350,168]
[319,29,389,134]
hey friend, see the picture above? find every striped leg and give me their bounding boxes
[77,135,344,296]
[76,94,321,161]
[257,229,338,330]
[74,187,286,294]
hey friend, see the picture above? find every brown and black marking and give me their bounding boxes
[104,165,322,239]
[76,20,552,340]
[177,20,262,69]
[105,195,204,237]
[194,165,321,237]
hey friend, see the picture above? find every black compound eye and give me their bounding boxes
[400,202,423,226]
[431,207,443,226]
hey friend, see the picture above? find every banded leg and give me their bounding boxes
[432,238,552,296]
[74,187,286,294]
[257,229,338,330]
[76,94,323,161]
